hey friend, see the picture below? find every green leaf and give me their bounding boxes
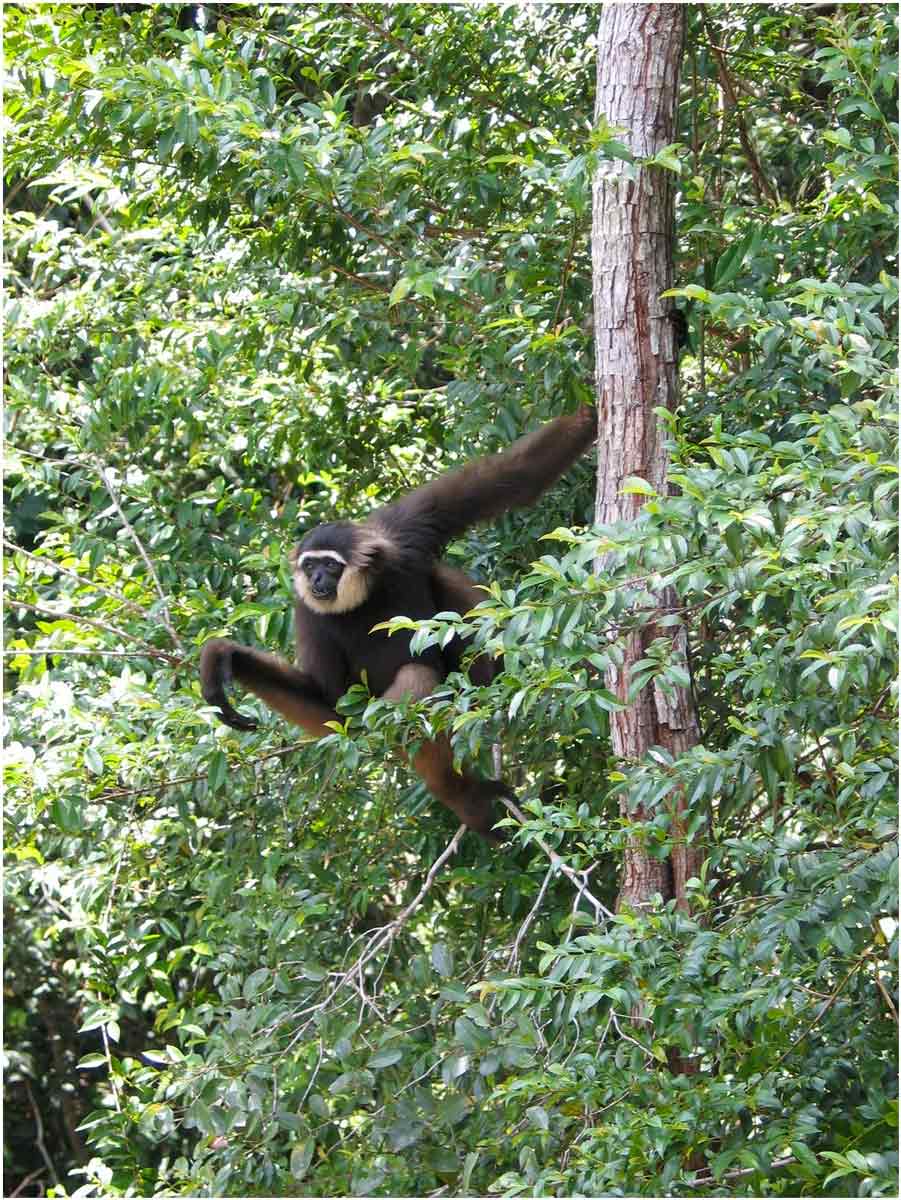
[243,968,270,999]
[290,1138,316,1181]
[526,1105,550,1131]
[389,277,413,306]
[208,749,228,792]
[462,1151,479,1193]
[431,942,454,978]
[77,1053,108,1069]
[84,745,104,775]
[649,144,683,174]
[621,476,656,497]
[368,1047,403,1069]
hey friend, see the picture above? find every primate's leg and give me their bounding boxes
[383,665,507,842]
[201,645,507,841]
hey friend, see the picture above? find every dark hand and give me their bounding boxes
[199,639,259,731]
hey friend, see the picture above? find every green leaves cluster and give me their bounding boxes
[4,4,897,1198]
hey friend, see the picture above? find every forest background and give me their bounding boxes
[4,3,898,1198]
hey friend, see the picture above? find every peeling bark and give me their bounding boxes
[591,4,703,915]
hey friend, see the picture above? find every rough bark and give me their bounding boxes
[591,3,703,914]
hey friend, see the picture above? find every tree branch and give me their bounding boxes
[281,825,467,1053]
[4,538,151,619]
[94,463,184,652]
[506,863,555,972]
[500,796,614,922]
[8,599,181,666]
[701,18,778,204]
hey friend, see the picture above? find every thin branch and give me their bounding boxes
[701,19,778,204]
[8,598,181,666]
[772,955,867,1068]
[102,793,140,927]
[321,262,389,292]
[507,864,555,972]
[347,4,435,70]
[684,1154,796,1188]
[9,1168,48,1198]
[609,1010,655,1062]
[3,648,165,657]
[281,825,466,1055]
[331,199,401,255]
[94,463,184,651]
[4,538,150,618]
[25,1081,58,1187]
[874,973,898,1023]
[299,1041,325,1108]
[500,796,615,922]
[552,217,581,329]
[95,739,314,803]
[100,1024,122,1113]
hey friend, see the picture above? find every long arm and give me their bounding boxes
[199,639,339,736]
[372,406,596,559]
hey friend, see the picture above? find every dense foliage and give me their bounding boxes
[4,4,897,1197]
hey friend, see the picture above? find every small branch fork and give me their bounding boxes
[506,864,555,973]
[280,825,468,1052]
[501,796,615,923]
[8,598,181,666]
[3,538,150,619]
[94,462,184,652]
[699,14,778,205]
[279,806,613,1055]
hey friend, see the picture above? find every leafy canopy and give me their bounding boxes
[4,5,897,1197]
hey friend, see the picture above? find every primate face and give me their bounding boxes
[298,551,345,599]
[293,523,374,614]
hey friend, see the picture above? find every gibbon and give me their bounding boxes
[200,406,596,841]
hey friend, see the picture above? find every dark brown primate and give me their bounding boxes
[200,406,597,842]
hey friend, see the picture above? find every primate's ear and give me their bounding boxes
[353,530,394,570]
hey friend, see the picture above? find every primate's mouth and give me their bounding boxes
[311,586,335,599]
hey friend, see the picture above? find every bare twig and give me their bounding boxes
[507,864,555,972]
[701,18,778,204]
[4,538,151,618]
[500,796,614,922]
[8,598,180,665]
[281,825,467,1054]
[609,1010,655,1062]
[874,973,898,1023]
[321,262,388,292]
[96,739,316,803]
[553,217,581,329]
[684,1154,796,1188]
[9,1167,48,1198]
[773,956,866,1068]
[299,1041,325,1108]
[94,464,184,651]
[100,1024,122,1113]
[2,648,167,657]
[25,1081,58,1187]
[102,794,139,927]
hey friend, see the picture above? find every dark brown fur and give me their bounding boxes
[200,406,596,841]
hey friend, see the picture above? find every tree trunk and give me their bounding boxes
[591,3,703,915]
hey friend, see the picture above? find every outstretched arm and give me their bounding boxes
[372,406,596,559]
[200,639,339,735]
